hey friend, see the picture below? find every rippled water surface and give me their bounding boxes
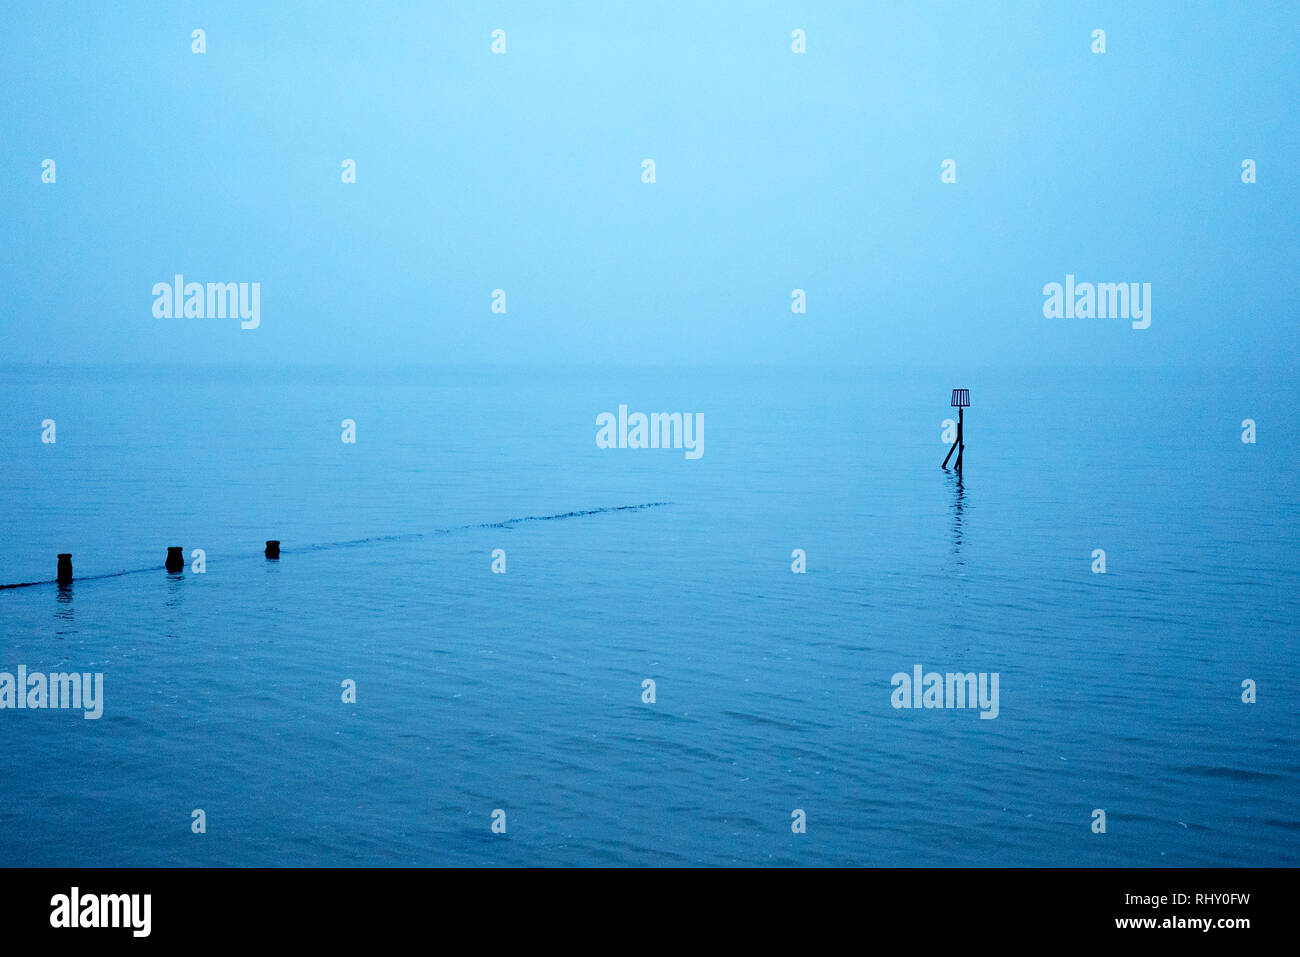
[1,364,1296,866]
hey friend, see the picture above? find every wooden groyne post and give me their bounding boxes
[942,388,969,473]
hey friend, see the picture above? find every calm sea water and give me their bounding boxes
[1,364,1296,867]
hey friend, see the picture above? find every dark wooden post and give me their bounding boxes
[265,540,280,559]
[165,547,184,573]
[943,389,969,472]
[956,406,964,473]
[56,553,73,585]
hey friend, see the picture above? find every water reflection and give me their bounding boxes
[947,468,966,562]
[164,571,185,609]
[54,582,75,638]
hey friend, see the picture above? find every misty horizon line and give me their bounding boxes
[2,359,1295,374]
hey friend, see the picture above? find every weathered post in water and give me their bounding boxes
[56,553,73,585]
[265,540,280,559]
[942,389,969,474]
[165,547,184,573]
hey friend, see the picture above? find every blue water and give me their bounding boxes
[1,364,1296,866]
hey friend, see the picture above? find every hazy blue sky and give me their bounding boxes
[1,1,1296,367]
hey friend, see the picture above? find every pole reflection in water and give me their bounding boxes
[947,469,966,562]
[54,582,75,638]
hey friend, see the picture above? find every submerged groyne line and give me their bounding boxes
[0,502,672,590]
